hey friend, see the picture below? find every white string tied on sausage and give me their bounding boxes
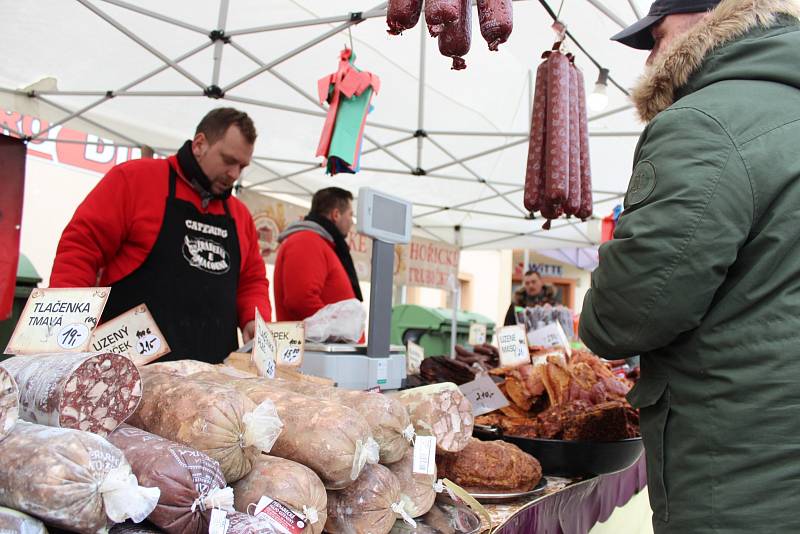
[242,399,283,453]
[391,501,417,528]
[433,479,445,493]
[402,424,416,445]
[192,486,235,513]
[350,437,381,481]
[302,505,319,525]
[100,462,161,523]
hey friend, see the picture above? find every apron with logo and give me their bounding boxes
[101,164,240,363]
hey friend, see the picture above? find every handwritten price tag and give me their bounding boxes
[90,304,170,365]
[496,324,530,368]
[412,435,437,475]
[253,309,276,378]
[5,287,109,355]
[468,323,487,346]
[459,374,509,416]
[527,321,572,357]
[406,341,424,375]
[269,322,305,367]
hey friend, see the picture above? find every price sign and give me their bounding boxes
[90,304,170,365]
[254,495,307,534]
[406,341,424,375]
[208,508,230,534]
[459,374,509,416]
[527,322,572,357]
[5,287,109,355]
[412,435,437,475]
[496,324,530,368]
[269,322,305,367]
[253,309,276,378]
[468,323,487,346]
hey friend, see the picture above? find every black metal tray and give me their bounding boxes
[473,424,643,478]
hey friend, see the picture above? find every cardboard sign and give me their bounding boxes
[496,324,530,368]
[459,374,510,416]
[527,322,572,357]
[406,341,424,376]
[253,309,276,378]
[270,322,305,367]
[254,495,307,534]
[468,323,487,346]
[412,435,437,475]
[5,287,109,355]
[90,304,170,365]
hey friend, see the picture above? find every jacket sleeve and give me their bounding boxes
[279,234,330,320]
[49,165,133,287]
[235,208,271,326]
[579,108,753,357]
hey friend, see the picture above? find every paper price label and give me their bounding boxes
[90,304,170,365]
[496,324,530,368]
[527,321,572,357]
[5,287,109,355]
[253,309,276,378]
[254,495,306,534]
[270,322,304,367]
[209,508,230,534]
[413,435,437,475]
[406,341,424,375]
[459,374,510,416]
[468,323,487,346]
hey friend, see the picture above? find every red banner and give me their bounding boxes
[0,135,26,320]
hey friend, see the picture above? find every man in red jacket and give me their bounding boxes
[50,108,271,363]
[273,187,363,321]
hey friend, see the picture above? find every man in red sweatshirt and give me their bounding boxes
[50,108,271,363]
[273,187,363,321]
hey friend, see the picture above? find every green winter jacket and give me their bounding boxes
[579,1,800,532]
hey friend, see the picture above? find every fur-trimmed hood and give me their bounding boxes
[632,0,800,122]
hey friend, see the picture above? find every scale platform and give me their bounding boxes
[300,343,407,391]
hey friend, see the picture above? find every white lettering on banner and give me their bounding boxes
[528,263,563,278]
[185,219,229,238]
[84,135,116,164]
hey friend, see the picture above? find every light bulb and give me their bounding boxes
[588,83,608,111]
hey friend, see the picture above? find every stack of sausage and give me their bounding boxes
[524,43,593,229]
[387,0,513,70]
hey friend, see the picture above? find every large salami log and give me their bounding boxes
[192,372,379,490]
[325,464,413,534]
[524,60,549,213]
[576,67,593,221]
[108,424,233,534]
[128,372,283,483]
[424,0,460,36]
[387,0,423,35]
[477,0,513,51]
[386,447,436,518]
[0,422,160,534]
[0,366,18,441]
[389,382,474,453]
[233,456,327,534]
[544,50,571,211]
[0,506,47,534]
[1,353,141,437]
[565,61,582,217]
[437,0,472,70]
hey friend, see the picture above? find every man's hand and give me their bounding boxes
[242,320,256,344]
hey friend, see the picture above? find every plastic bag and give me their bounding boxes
[0,506,47,534]
[304,299,365,343]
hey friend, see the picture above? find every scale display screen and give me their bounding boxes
[357,187,412,244]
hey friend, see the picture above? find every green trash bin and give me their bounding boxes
[390,304,495,357]
[0,254,42,357]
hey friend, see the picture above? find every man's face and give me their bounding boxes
[192,126,254,195]
[523,273,543,296]
[647,12,708,65]
[331,200,354,237]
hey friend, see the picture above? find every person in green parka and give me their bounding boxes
[579,0,800,532]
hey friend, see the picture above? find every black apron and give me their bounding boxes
[101,164,240,363]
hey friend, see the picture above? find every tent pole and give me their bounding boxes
[627,0,643,19]
[416,23,426,170]
[96,0,209,34]
[585,0,630,29]
[211,0,230,87]
[414,185,524,218]
[227,6,388,37]
[424,137,527,174]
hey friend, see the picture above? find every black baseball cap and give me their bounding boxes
[611,0,722,50]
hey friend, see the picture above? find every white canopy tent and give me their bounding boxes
[0,0,651,255]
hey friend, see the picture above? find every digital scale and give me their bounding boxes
[298,187,413,390]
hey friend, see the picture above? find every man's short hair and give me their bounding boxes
[524,269,542,278]
[196,107,257,145]
[310,187,353,217]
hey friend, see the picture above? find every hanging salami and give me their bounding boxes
[477,0,513,51]
[387,0,423,34]
[437,0,472,70]
[425,0,460,36]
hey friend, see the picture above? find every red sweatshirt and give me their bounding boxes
[50,155,271,327]
[273,230,356,321]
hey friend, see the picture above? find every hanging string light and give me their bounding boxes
[588,68,610,111]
